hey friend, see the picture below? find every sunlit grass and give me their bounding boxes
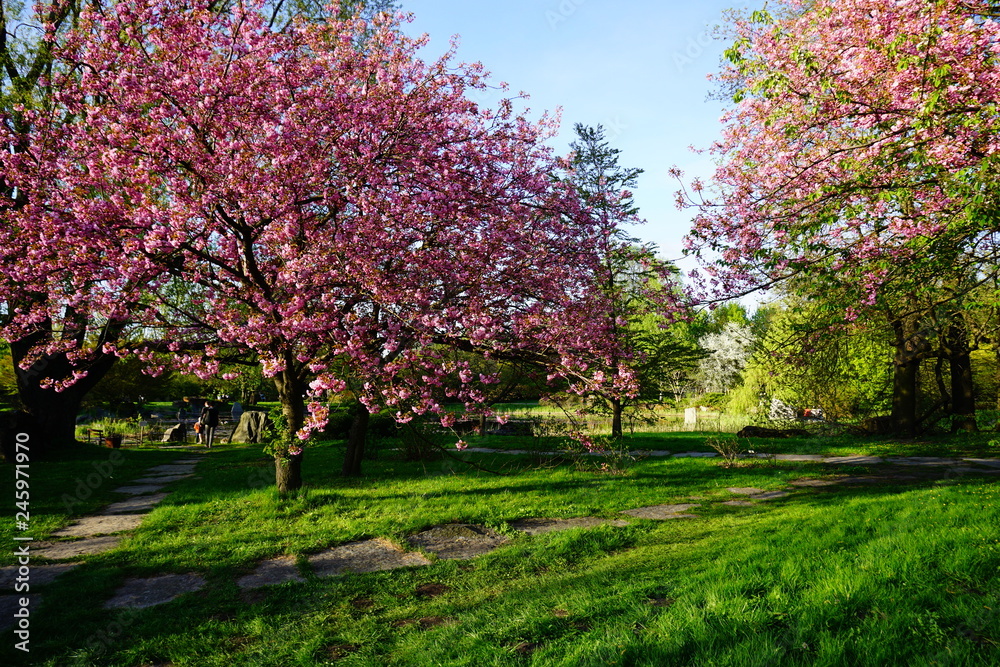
[3,439,999,666]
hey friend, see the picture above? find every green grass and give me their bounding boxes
[2,436,999,665]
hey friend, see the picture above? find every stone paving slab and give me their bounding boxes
[673,451,718,458]
[0,594,38,631]
[0,563,79,591]
[833,476,888,485]
[34,535,123,560]
[103,573,206,609]
[964,458,1000,469]
[236,556,305,589]
[885,457,958,466]
[721,500,755,507]
[823,456,884,465]
[727,487,766,495]
[131,473,193,484]
[508,517,630,535]
[51,514,146,538]
[145,464,198,474]
[310,538,432,576]
[775,454,825,462]
[112,484,168,495]
[620,504,699,519]
[406,524,508,560]
[99,493,170,515]
[789,479,837,487]
[748,490,790,501]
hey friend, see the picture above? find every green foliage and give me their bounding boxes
[84,355,174,409]
[0,343,17,409]
[731,299,893,420]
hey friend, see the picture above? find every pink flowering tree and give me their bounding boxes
[0,0,397,454]
[3,0,616,489]
[675,0,1000,434]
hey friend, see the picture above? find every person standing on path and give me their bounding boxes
[200,401,220,448]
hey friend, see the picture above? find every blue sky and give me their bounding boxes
[402,0,756,272]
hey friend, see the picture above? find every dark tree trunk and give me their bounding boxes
[342,402,369,477]
[889,318,929,438]
[9,319,121,457]
[610,396,623,440]
[946,320,978,433]
[275,453,303,494]
[271,359,308,492]
[890,357,920,437]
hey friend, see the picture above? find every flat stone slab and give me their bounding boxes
[620,504,699,519]
[103,573,206,609]
[51,514,146,538]
[309,538,431,576]
[885,457,957,466]
[645,450,672,457]
[823,456,883,465]
[0,594,38,631]
[748,490,790,500]
[131,474,192,484]
[721,500,755,507]
[406,524,508,560]
[672,451,718,458]
[727,487,766,495]
[0,563,79,591]
[34,535,123,560]
[509,517,629,535]
[112,484,167,495]
[832,476,887,485]
[99,493,170,515]
[145,464,198,474]
[775,454,825,462]
[236,556,305,589]
[964,458,1000,469]
[789,479,837,487]
[172,459,203,464]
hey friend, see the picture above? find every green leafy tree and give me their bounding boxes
[566,123,690,438]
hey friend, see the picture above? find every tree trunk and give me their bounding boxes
[889,318,927,438]
[10,332,119,457]
[946,320,978,433]
[610,396,623,440]
[271,361,308,492]
[275,452,303,494]
[342,402,369,477]
[890,358,920,437]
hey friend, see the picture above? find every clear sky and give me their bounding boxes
[401,0,757,272]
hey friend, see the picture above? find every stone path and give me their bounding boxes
[0,449,208,629]
[5,447,999,623]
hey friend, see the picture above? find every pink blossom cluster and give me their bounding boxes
[675,0,1000,302]
[0,0,640,443]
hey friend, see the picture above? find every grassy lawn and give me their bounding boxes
[2,434,999,665]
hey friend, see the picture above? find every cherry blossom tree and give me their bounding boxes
[2,0,616,489]
[675,0,1000,434]
[0,0,396,452]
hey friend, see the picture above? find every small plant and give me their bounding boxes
[705,435,747,467]
[84,417,136,438]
